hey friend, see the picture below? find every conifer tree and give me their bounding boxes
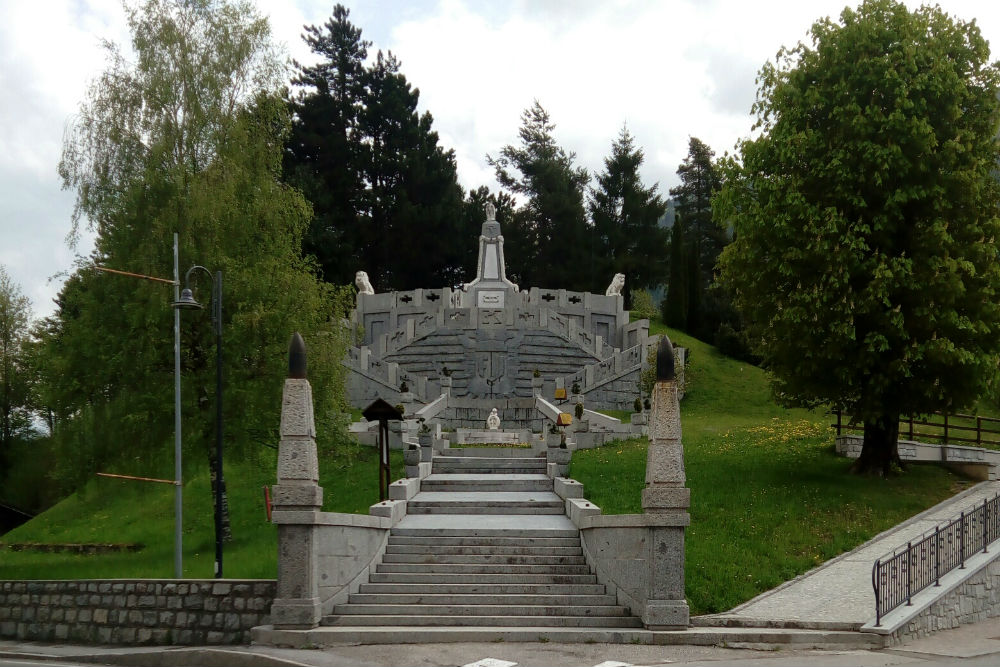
[285,3,369,285]
[588,126,667,306]
[489,101,592,290]
[663,221,687,328]
[287,5,467,291]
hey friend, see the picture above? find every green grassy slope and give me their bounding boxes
[0,445,402,580]
[571,323,963,614]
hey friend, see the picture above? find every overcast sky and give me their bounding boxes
[2,0,999,320]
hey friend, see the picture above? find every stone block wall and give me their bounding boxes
[581,370,641,410]
[0,579,275,645]
[886,560,1000,646]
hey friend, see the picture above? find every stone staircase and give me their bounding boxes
[321,448,642,630]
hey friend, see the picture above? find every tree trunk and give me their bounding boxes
[851,413,904,476]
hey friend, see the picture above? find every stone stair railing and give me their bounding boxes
[559,337,687,403]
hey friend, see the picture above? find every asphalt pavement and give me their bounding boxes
[2,615,1000,667]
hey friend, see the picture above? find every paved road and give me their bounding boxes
[4,617,1000,667]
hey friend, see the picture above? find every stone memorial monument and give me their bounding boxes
[343,207,662,431]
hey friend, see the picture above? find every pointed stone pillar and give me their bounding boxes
[270,333,324,629]
[641,336,691,629]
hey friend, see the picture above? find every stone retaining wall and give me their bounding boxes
[886,559,1000,646]
[0,579,275,645]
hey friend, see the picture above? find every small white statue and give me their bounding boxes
[486,407,501,430]
[355,270,375,295]
[485,202,496,221]
[606,272,625,297]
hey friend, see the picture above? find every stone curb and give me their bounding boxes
[251,625,883,650]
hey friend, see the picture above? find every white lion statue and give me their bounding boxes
[355,270,375,295]
[605,273,625,297]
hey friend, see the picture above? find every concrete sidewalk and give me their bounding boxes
[701,480,1000,629]
[3,616,1000,666]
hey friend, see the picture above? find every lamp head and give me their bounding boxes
[172,288,203,310]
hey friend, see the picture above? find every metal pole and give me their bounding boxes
[934,525,940,586]
[960,511,965,569]
[173,233,183,578]
[905,542,912,606]
[214,271,224,579]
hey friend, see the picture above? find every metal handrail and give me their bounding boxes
[872,492,1000,626]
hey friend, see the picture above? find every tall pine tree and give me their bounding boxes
[287,5,468,291]
[285,3,369,284]
[668,137,726,339]
[361,51,465,290]
[588,126,667,306]
[489,101,592,290]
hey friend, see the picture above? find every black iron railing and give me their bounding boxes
[873,492,1000,625]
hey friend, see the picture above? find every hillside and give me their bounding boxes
[1,320,965,616]
[0,445,402,580]
[572,323,962,613]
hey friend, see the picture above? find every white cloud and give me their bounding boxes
[3,0,1000,319]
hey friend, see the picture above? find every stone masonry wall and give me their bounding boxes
[887,560,1000,646]
[0,579,275,645]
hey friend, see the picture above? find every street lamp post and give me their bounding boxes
[173,266,225,579]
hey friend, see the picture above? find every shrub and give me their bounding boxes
[630,289,659,321]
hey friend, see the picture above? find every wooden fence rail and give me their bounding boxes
[832,410,1000,448]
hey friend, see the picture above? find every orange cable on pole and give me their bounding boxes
[96,472,178,485]
[94,266,177,285]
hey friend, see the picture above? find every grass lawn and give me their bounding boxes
[571,323,964,615]
[0,444,403,580]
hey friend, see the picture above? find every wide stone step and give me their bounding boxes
[368,573,599,585]
[255,625,886,649]
[348,593,617,606]
[432,458,546,472]
[389,527,578,538]
[256,625,886,648]
[385,544,582,556]
[333,604,630,618]
[406,504,564,515]
[438,449,540,458]
[407,491,565,515]
[322,614,644,628]
[375,563,592,575]
[387,535,580,548]
[420,474,552,492]
[358,583,607,595]
[381,553,586,565]
[429,467,547,475]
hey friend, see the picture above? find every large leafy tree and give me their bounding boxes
[0,266,33,466]
[286,5,467,291]
[589,126,668,306]
[717,0,1000,475]
[52,0,350,513]
[489,101,593,290]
